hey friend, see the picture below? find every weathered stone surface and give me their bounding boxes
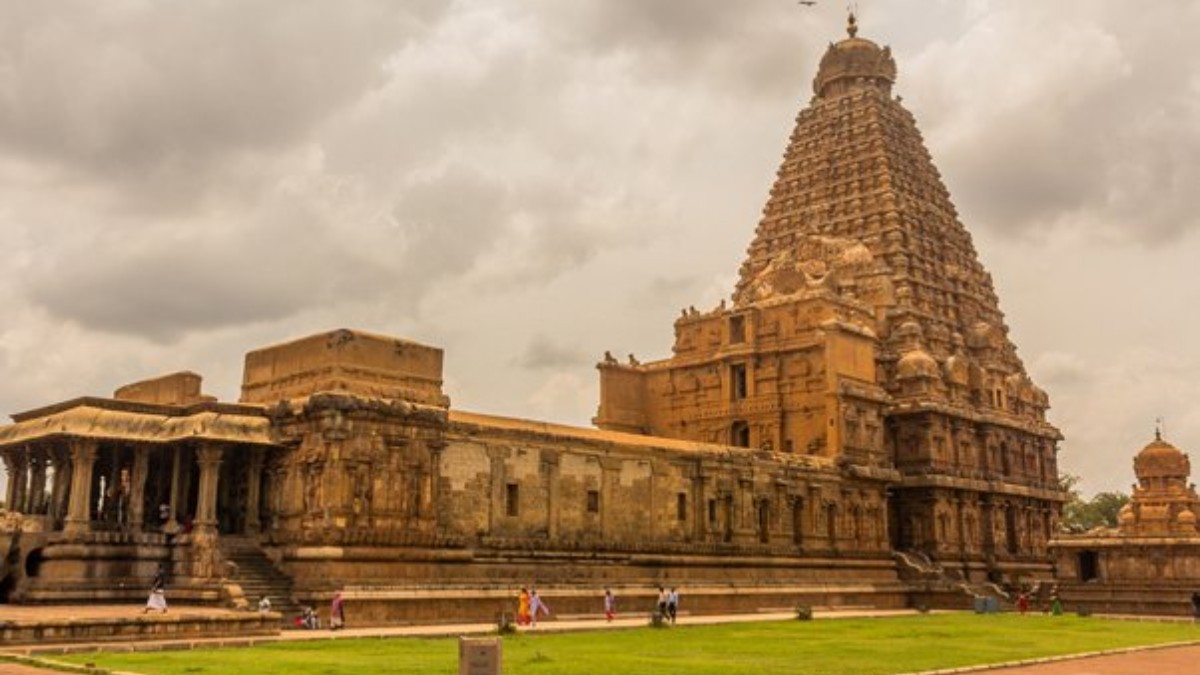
[241,328,449,408]
[114,372,215,407]
[458,637,501,675]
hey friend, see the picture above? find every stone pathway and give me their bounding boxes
[972,644,1200,674]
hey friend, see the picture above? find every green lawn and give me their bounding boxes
[55,614,1200,675]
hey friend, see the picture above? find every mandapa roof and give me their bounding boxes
[0,397,274,450]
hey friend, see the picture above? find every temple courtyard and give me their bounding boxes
[1,610,1198,674]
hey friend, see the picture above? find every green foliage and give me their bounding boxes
[1060,474,1129,533]
[794,605,813,621]
[58,615,1200,675]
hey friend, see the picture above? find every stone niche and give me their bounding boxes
[240,328,450,407]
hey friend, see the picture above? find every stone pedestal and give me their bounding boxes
[458,637,501,675]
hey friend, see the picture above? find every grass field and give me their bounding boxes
[55,614,1200,675]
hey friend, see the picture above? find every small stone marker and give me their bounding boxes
[459,636,502,675]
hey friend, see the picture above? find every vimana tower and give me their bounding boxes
[597,14,1066,582]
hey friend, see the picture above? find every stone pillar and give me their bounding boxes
[129,447,150,531]
[194,444,224,536]
[165,444,181,533]
[2,452,18,510]
[244,447,265,534]
[29,451,48,514]
[63,439,99,536]
[11,449,29,514]
[49,448,71,526]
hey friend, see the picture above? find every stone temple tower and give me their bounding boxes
[596,14,1066,581]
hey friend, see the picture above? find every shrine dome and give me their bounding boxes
[897,349,940,380]
[813,13,897,98]
[1134,434,1191,481]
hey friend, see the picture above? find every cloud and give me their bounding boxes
[0,2,448,215]
[906,0,1200,244]
[513,335,590,371]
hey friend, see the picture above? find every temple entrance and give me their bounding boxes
[218,450,250,535]
[1078,550,1099,581]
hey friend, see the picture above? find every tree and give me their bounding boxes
[1060,474,1129,533]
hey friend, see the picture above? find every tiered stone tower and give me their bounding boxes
[1117,432,1200,537]
[596,14,1066,580]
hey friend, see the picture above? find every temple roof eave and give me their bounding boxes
[0,403,277,451]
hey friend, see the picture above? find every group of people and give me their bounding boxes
[516,587,551,627]
[513,586,681,628]
[656,587,680,624]
[1013,587,1064,616]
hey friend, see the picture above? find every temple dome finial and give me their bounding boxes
[812,14,896,98]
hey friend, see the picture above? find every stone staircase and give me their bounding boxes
[893,549,1012,607]
[220,536,302,626]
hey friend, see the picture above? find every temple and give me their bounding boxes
[1052,433,1200,615]
[0,15,1066,626]
[596,12,1063,582]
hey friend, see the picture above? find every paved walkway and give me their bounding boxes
[0,604,231,621]
[973,644,1200,674]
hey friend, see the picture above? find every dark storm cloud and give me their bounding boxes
[0,1,448,213]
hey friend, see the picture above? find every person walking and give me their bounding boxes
[517,587,531,626]
[656,586,668,621]
[666,588,679,624]
[142,564,168,614]
[330,591,346,630]
[1016,592,1030,615]
[604,588,617,622]
[529,589,550,628]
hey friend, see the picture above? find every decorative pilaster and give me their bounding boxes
[63,439,99,536]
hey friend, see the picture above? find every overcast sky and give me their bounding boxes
[1,0,1197,499]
